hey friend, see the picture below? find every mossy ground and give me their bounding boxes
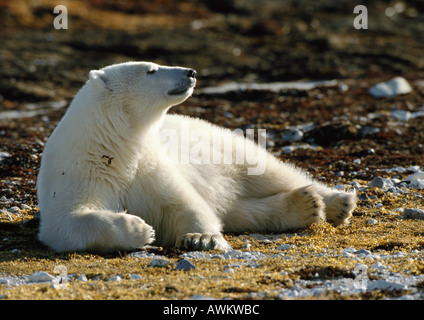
[1,183,423,300]
[1,0,424,301]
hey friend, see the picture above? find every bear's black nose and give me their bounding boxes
[187,69,197,78]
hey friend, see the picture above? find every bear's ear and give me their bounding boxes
[89,70,110,91]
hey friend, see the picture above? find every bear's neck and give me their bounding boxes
[79,102,166,181]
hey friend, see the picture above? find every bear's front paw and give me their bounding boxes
[176,233,231,251]
[114,214,155,249]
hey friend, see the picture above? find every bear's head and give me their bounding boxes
[88,62,196,118]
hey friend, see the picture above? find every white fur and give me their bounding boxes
[37,61,356,252]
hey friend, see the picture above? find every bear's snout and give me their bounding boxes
[187,69,197,78]
[168,68,197,96]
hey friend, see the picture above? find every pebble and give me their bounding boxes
[391,109,411,121]
[407,179,424,189]
[367,279,407,291]
[149,258,169,267]
[181,249,269,261]
[369,77,412,98]
[127,251,159,259]
[402,208,424,220]
[367,218,378,225]
[282,128,303,142]
[339,83,349,92]
[29,271,55,283]
[77,274,88,282]
[176,259,196,271]
[350,181,361,189]
[108,275,122,282]
[1,247,423,299]
[0,152,11,165]
[354,249,371,256]
[404,172,424,181]
[223,263,242,273]
[390,109,424,122]
[243,243,251,250]
[371,262,387,271]
[129,274,142,280]
[342,247,356,254]
[353,158,361,165]
[282,146,296,154]
[276,244,296,250]
[367,176,385,188]
[8,206,21,214]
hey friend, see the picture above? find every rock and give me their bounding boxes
[342,247,357,254]
[176,259,196,271]
[127,251,159,259]
[108,275,122,281]
[149,258,169,267]
[367,279,407,291]
[367,218,378,225]
[367,176,385,188]
[391,110,424,121]
[391,109,411,121]
[371,262,386,271]
[29,271,55,283]
[243,243,251,250]
[404,172,424,189]
[394,252,406,258]
[350,181,362,189]
[402,208,424,220]
[282,128,303,142]
[282,146,296,154]
[404,171,424,181]
[354,249,371,256]
[130,274,142,280]
[408,179,424,189]
[8,206,21,214]
[77,274,88,282]
[369,77,412,98]
[277,244,296,250]
[0,152,11,165]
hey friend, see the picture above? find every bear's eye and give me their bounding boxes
[147,69,157,75]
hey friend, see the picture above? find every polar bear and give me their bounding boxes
[37,61,356,252]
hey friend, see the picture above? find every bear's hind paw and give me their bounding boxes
[325,191,357,226]
[288,185,326,227]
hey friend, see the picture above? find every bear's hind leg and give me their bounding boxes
[223,184,325,233]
